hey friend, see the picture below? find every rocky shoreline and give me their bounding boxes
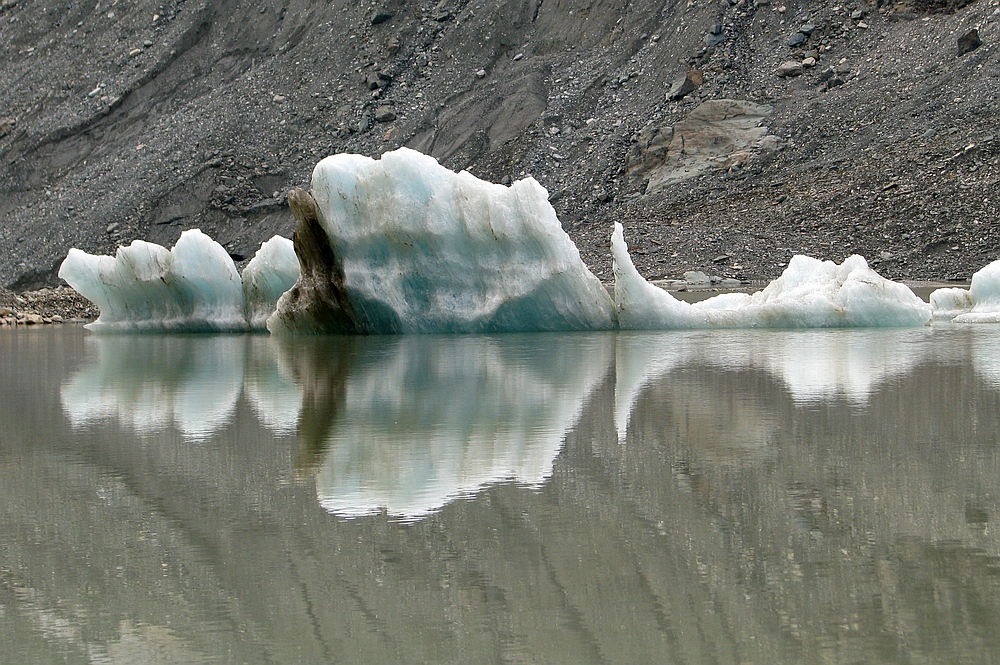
[0,285,98,327]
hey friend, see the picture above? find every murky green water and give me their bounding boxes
[2,325,1000,663]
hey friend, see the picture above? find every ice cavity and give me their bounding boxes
[930,260,1000,323]
[58,230,297,332]
[612,223,932,329]
[267,147,616,334]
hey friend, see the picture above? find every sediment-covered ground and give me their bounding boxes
[1,0,997,293]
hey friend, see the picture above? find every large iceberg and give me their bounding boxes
[612,223,932,328]
[60,148,960,334]
[267,148,616,334]
[59,230,298,332]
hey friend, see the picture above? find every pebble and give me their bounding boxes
[272,94,286,103]
[801,56,817,68]
[787,32,807,47]
[476,69,486,78]
[850,9,864,19]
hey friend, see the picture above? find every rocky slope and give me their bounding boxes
[1,0,997,291]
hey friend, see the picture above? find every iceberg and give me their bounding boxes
[60,148,949,335]
[612,223,932,328]
[267,147,616,334]
[58,230,297,332]
[930,260,1000,323]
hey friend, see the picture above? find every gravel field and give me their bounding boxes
[1,0,997,296]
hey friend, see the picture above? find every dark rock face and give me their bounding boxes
[957,28,982,55]
[267,188,361,335]
[0,0,998,289]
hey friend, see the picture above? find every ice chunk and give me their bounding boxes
[935,260,1000,323]
[268,147,616,334]
[59,230,298,332]
[930,287,974,321]
[59,229,247,332]
[612,223,931,329]
[242,235,299,329]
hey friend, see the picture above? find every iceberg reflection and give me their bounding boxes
[60,327,1000,520]
[61,335,246,439]
[615,329,933,441]
[277,334,615,520]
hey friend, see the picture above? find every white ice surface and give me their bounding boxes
[612,223,932,329]
[930,287,974,321]
[304,147,616,333]
[59,230,297,332]
[242,235,299,330]
[59,229,246,332]
[935,260,1000,323]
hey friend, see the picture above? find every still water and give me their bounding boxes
[2,325,1000,663]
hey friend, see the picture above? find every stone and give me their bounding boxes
[666,70,704,101]
[272,94,286,103]
[921,128,937,139]
[709,23,724,35]
[476,69,486,78]
[799,23,816,35]
[371,10,394,24]
[958,29,982,56]
[850,9,864,19]
[374,106,396,122]
[684,271,711,285]
[776,60,804,77]
[787,32,807,47]
[626,99,773,193]
[0,116,14,137]
[802,57,817,68]
[365,73,386,90]
[824,76,845,90]
[706,31,726,47]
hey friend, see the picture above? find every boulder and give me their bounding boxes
[777,61,804,77]
[666,70,704,101]
[958,29,982,56]
[626,99,773,193]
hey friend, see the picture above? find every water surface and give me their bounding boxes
[2,326,1000,663]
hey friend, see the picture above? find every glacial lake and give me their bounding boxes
[3,325,1000,664]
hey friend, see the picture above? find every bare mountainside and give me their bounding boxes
[0,0,997,290]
